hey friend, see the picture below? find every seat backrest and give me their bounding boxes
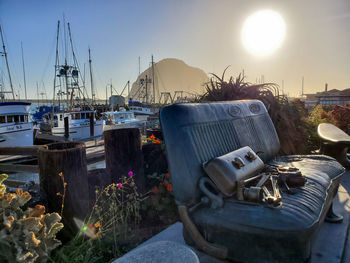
[160,100,280,207]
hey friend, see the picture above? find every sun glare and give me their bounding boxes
[242,10,286,56]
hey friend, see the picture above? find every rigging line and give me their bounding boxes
[155,66,166,95]
[40,30,56,86]
[153,63,160,99]
[119,81,129,97]
[94,66,107,100]
[67,23,91,108]
[0,25,15,99]
[132,80,145,100]
[68,34,87,103]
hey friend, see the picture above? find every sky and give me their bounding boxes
[0,0,350,99]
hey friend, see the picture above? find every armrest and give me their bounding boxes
[318,123,350,145]
[318,123,350,169]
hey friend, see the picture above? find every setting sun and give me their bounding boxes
[242,10,286,56]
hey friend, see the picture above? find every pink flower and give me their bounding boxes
[117,183,122,189]
[128,171,134,177]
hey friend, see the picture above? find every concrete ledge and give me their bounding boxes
[113,171,350,263]
[113,240,199,263]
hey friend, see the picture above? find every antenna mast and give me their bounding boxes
[138,56,141,101]
[301,76,304,96]
[145,74,148,104]
[0,25,15,100]
[88,48,94,104]
[21,42,27,100]
[151,55,155,104]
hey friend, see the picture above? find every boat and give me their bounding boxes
[0,102,33,146]
[39,20,103,141]
[52,110,102,140]
[32,104,59,124]
[102,108,146,131]
[128,100,154,121]
[0,25,33,146]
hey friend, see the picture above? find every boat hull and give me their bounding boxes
[52,121,103,140]
[0,123,33,146]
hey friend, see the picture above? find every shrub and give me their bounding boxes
[200,71,315,154]
[53,172,141,263]
[329,105,350,133]
[0,174,63,263]
[308,104,333,128]
[142,172,178,225]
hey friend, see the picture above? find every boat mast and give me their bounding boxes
[64,57,70,110]
[145,74,148,104]
[138,56,140,99]
[67,23,91,109]
[36,82,39,105]
[88,48,94,104]
[21,42,27,100]
[52,20,60,118]
[110,80,113,111]
[0,25,15,100]
[151,55,155,104]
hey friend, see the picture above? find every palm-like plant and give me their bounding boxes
[200,68,313,155]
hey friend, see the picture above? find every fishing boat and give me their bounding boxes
[128,100,154,122]
[52,110,102,140]
[32,104,59,124]
[0,25,33,146]
[40,20,103,141]
[0,102,33,146]
[102,108,146,131]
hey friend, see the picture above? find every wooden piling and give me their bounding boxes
[90,114,94,137]
[38,142,89,234]
[104,128,145,193]
[64,116,69,139]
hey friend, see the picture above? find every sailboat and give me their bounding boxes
[47,20,102,140]
[0,25,33,146]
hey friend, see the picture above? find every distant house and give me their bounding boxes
[315,88,350,106]
[304,87,350,108]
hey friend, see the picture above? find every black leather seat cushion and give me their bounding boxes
[188,155,344,262]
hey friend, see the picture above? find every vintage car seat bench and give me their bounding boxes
[160,100,345,263]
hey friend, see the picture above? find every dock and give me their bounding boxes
[0,137,105,174]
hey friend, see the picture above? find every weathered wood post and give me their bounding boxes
[104,128,146,193]
[90,114,94,137]
[64,116,69,139]
[38,142,89,234]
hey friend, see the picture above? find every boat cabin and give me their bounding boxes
[103,111,135,122]
[0,102,31,125]
[128,100,153,115]
[56,110,96,126]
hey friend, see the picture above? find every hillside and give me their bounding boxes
[128,58,209,103]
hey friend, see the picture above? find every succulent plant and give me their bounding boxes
[0,174,64,263]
